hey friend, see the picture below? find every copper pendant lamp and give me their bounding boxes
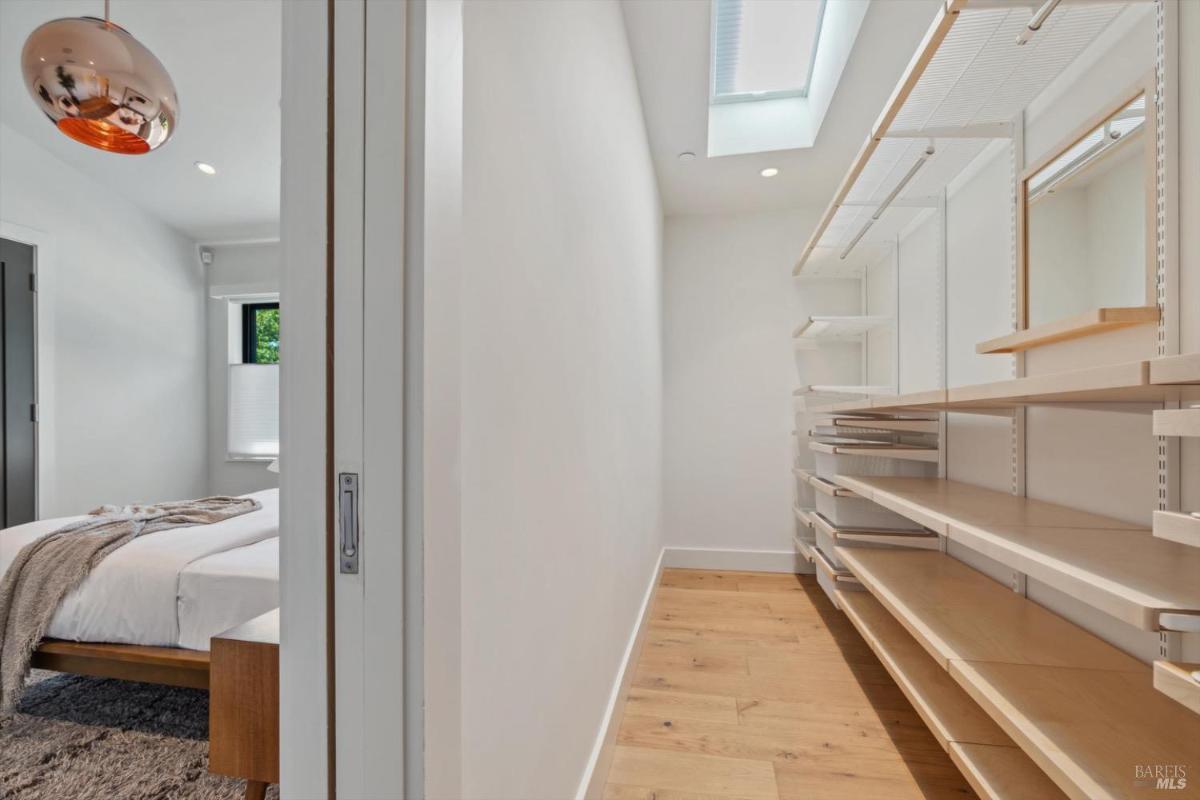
[20,0,178,155]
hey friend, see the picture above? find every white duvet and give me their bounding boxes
[0,488,279,651]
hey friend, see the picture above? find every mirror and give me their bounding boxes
[1022,88,1154,328]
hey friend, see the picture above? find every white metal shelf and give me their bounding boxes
[794,0,1137,276]
[794,384,894,397]
[793,315,892,342]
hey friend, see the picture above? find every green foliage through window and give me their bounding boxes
[242,303,280,364]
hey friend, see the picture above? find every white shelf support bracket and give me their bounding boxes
[1158,630,1183,661]
[1010,569,1028,597]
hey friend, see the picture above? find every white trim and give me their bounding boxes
[662,546,807,574]
[0,220,56,520]
[278,0,331,795]
[209,283,280,300]
[577,549,665,800]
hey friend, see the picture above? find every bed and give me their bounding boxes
[0,488,279,689]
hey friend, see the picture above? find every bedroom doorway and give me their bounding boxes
[0,237,36,528]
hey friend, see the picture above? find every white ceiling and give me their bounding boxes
[621,0,943,217]
[0,0,281,243]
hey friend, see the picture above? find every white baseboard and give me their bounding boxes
[576,548,664,800]
[663,546,810,574]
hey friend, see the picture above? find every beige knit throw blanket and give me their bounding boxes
[0,495,261,715]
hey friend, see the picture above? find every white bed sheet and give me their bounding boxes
[0,488,279,650]
[178,537,278,650]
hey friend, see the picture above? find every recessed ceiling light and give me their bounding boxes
[195,161,216,175]
[760,167,779,177]
[678,151,696,162]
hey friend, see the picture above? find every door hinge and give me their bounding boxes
[29,272,36,292]
[30,403,38,423]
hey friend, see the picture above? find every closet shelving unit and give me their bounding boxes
[787,1,1200,797]
[806,356,1200,415]
[792,315,891,350]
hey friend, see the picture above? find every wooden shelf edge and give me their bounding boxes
[976,307,1159,355]
[1154,407,1200,437]
[793,534,817,564]
[1153,510,1200,548]
[833,476,1200,629]
[1154,660,1200,716]
[1150,353,1200,385]
[950,742,1070,800]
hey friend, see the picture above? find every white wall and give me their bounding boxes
[205,242,281,496]
[865,253,893,389]
[460,2,662,797]
[662,209,830,561]
[897,210,941,394]
[0,123,207,516]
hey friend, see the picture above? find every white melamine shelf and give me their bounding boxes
[794,384,894,397]
[1153,660,1200,716]
[1154,407,1200,437]
[832,475,1200,630]
[1153,510,1200,549]
[793,315,891,341]
[794,0,1133,277]
[835,546,1200,800]
[792,533,817,565]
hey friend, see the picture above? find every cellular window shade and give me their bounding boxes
[228,363,279,458]
[712,0,825,101]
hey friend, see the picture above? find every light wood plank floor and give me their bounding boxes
[603,569,976,800]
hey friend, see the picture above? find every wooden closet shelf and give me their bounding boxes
[1153,660,1200,716]
[809,441,940,463]
[833,547,1144,672]
[808,358,1200,415]
[1153,510,1200,549]
[975,307,1159,355]
[950,743,1071,800]
[831,475,1200,629]
[1154,407,1200,437]
[834,546,1200,800]
[836,590,1067,799]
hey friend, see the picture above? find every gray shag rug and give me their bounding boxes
[0,670,279,800]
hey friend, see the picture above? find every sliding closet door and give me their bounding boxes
[0,238,36,527]
[331,1,407,797]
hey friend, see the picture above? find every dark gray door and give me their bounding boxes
[0,238,36,526]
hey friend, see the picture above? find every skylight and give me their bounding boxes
[711,0,827,103]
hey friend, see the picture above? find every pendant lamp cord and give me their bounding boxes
[104,0,110,26]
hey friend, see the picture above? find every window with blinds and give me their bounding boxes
[711,0,826,103]
[228,363,279,459]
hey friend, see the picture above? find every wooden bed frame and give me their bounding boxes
[31,640,210,690]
